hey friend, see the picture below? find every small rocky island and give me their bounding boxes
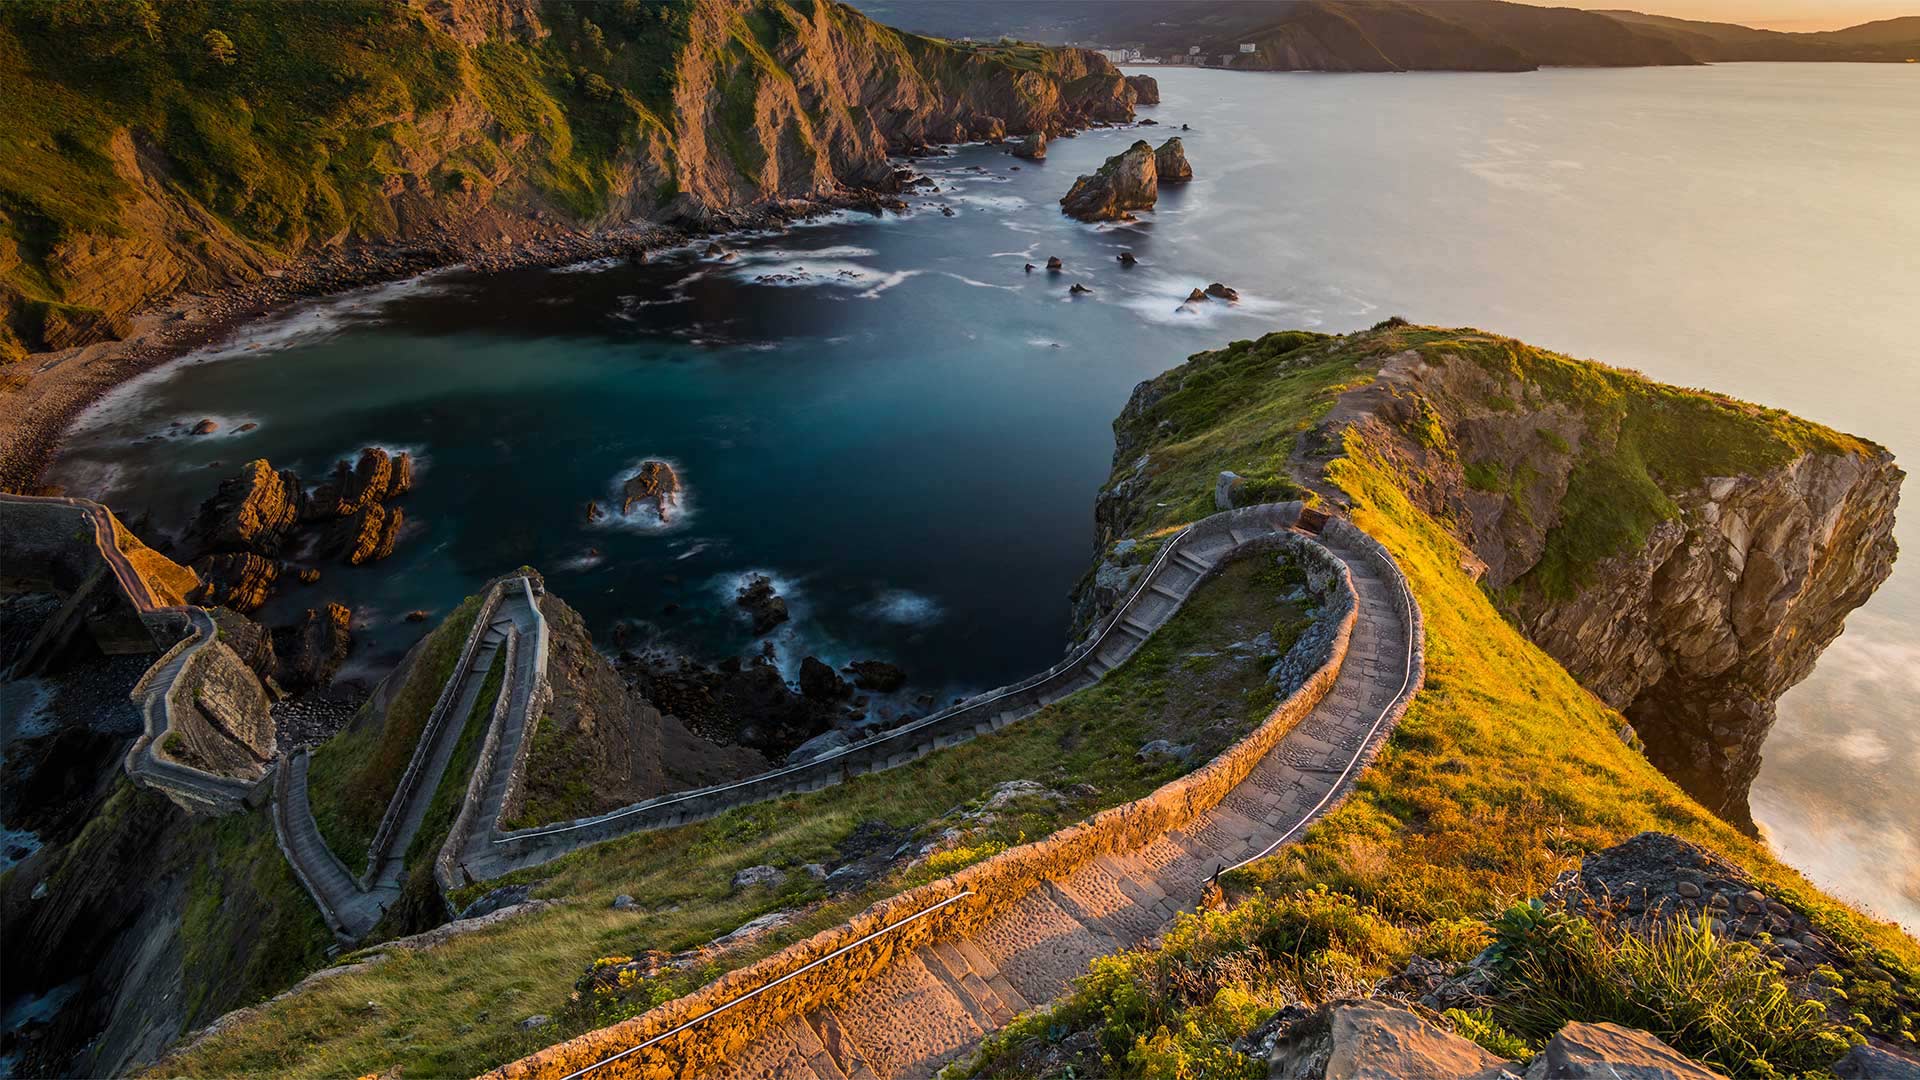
[1060,136,1193,222]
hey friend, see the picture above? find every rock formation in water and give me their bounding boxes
[620,459,681,520]
[1155,137,1193,182]
[0,0,1144,359]
[272,603,353,691]
[1125,74,1160,104]
[1010,131,1048,160]
[736,574,790,637]
[1061,140,1160,222]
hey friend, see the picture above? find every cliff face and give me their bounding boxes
[1081,327,1902,828]
[1310,340,1901,825]
[0,0,1136,359]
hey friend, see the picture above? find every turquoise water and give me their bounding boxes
[52,63,1919,928]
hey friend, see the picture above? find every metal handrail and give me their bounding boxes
[1218,527,1418,876]
[557,890,978,1080]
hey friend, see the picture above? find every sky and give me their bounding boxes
[1567,0,1916,31]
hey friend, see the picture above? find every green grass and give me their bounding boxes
[151,554,1314,1078]
[306,593,482,874]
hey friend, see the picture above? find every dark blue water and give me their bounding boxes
[51,65,1920,928]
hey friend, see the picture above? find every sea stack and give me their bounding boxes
[1060,140,1159,222]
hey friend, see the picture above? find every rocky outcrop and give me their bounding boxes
[307,447,410,519]
[2,0,1142,358]
[1345,345,1899,822]
[186,460,304,556]
[1256,999,1730,1080]
[1126,74,1161,105]
[1010,131,1047,160]
[620,459,681,520]
[271,603,353,691]
[187,552,282,613]
[798,656,852,701]
[1155,136,1193,182]
[1060,140,1159,222]
[322,503,403,566]
[735,574,789,637]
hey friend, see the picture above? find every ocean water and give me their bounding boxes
[49,64,1918,928]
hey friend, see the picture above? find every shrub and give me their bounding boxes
[202,28,237,65]
[1485,901,1852,1076]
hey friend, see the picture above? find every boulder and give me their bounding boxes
[1069,283,1093,295]
[1010,131,1047,160]
[785,728,853,765]
[1126,73,1161,105]
[191,418,219,436]
[1185,287,1209,303]
[1060,140,1159,222]
[1831,1045,1920,1080]
[731,864,784,890]
[735,574,790,636]
[798,656,852,701]
[844,660,906,692]
[621,459,681,520]
[1135,739,1194,765]
[1523,1022,1726,1079]
[584,500,605,523]
[1155,136,1193,182]
[610,894,639,912]
[273,603,353,690]
[1045,256,1063,271]
[187,459,305,555]
[1205,282,1239,301]
[459,883,532,920]
[324,503,403,565]
[1265,1000,1519,1080]
[1216,470,1245,510]
[1117,251,1138,267]
[517,1015,550,1033]
[187,552,282,613]
[309,447,409,519]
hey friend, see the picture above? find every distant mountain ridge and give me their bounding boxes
[852,0,1920,68]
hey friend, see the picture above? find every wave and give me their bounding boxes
[857,589,945,628]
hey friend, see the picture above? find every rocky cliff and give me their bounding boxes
[1083,325,1901,828]
[0,0,1139,360]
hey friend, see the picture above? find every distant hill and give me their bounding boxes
[853,0,1920,68]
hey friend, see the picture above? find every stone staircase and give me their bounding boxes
[272,578,543,941]
[485,516,1422,1080]
[709,531,1416,1080]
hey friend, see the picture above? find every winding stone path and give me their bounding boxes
[487,516,1421,1080]
[273,580,543,940]
[697,525,1418,1080]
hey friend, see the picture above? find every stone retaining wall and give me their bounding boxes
[483,526,1360,1080]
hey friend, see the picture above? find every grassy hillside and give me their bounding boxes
[0,0,1134,361]
[966,332,1918,1079]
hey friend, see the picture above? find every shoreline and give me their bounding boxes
[0,189,910,496]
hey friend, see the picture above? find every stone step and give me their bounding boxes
[809,1006,882,1080]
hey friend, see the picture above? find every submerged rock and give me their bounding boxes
[1060,139,1158,222]
[1117,251,1137,266]
[1045,255,1063,271]
[1069,283,1092,295]
[844,660,906,692]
